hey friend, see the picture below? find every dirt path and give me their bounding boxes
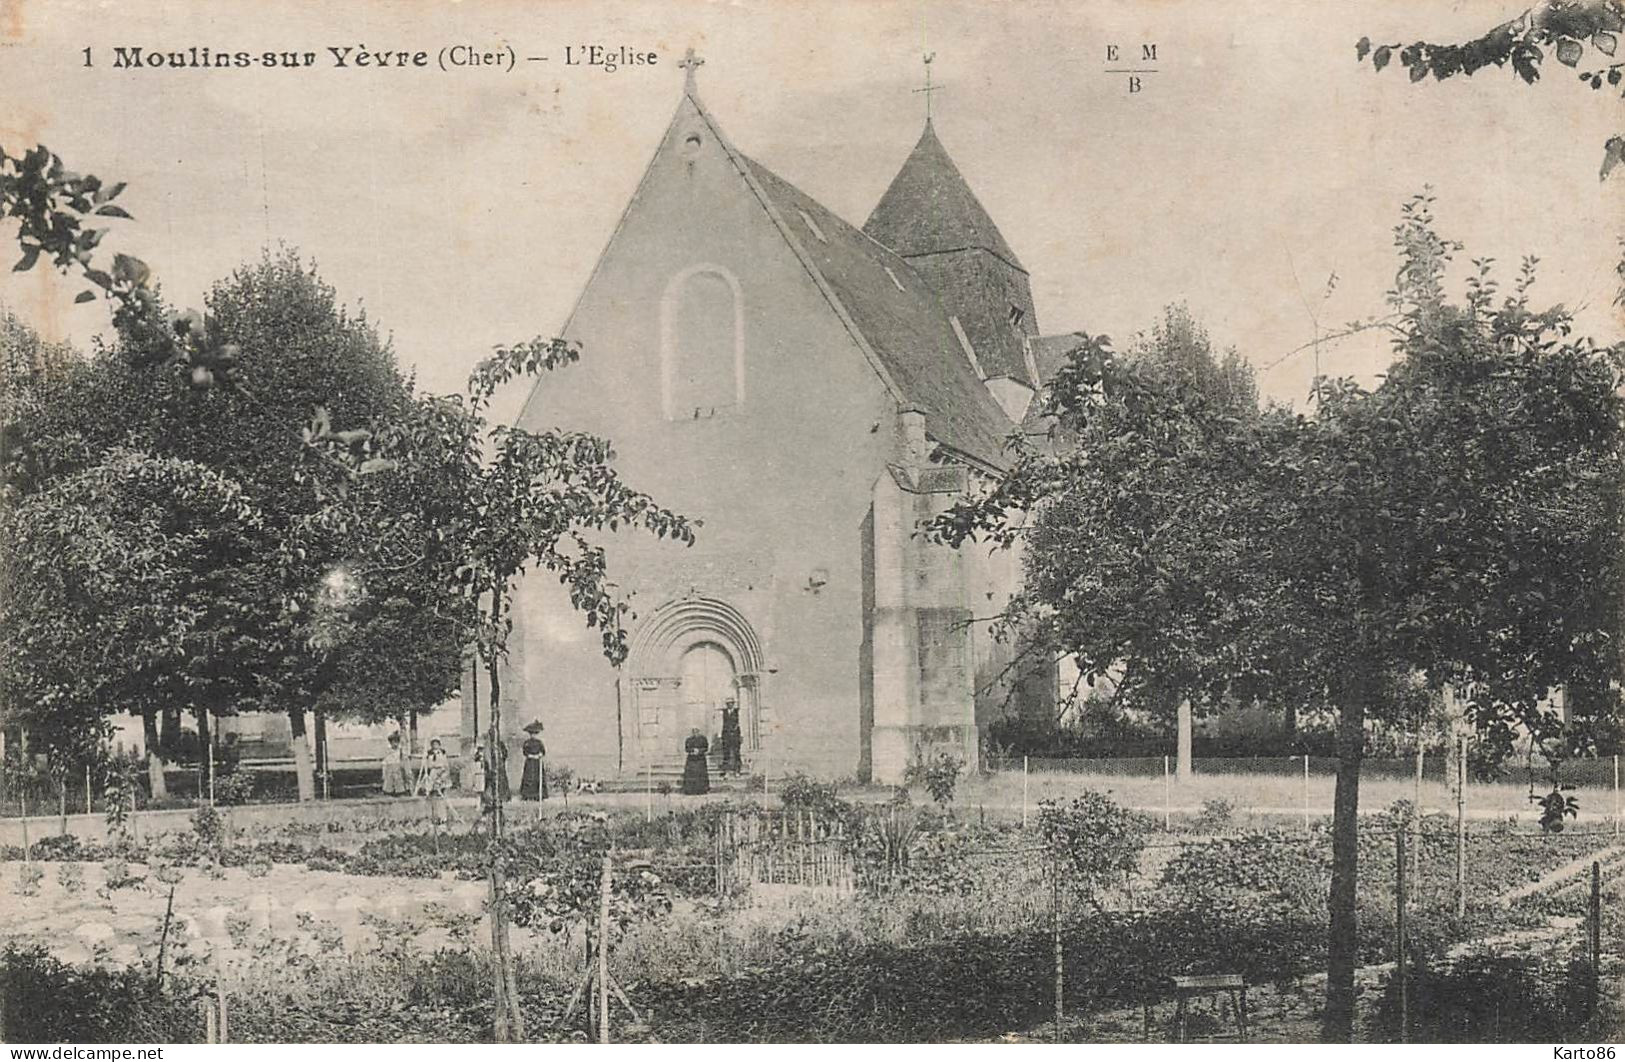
[1497,844,1625,905]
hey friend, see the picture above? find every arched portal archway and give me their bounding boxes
[625,598,766,768]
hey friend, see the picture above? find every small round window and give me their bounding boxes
[681,133,703,157]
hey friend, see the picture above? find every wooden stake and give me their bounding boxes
[1162,755,1170,830]
[1456,735,1467,919]
[598,851,612,1044]
[1303,753,1311,833]
[1022,755,1030,829]
[1412,742,1423,904]
[155,884,176,988]
[1590,860,1602,998]
[1052,847,1063,1043]
[215,954,228,1044]
[1396,827,1407,1043]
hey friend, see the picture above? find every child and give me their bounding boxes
[416,738,451,824]
[381,732,410,796]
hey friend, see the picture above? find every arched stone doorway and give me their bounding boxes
[625,597,766,770]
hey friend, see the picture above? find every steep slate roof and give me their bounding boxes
[735,155,1016,469]
[667,91,1015,471]
[1029,332,1087,386]
[861,121,1025,272]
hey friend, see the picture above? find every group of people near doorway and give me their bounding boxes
[376,720,551,813]
[377,699,745,805]
[681,698,744,795]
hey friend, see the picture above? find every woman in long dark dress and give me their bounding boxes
[720,701,743,776]
[682,728,710,795]
[520,720,548,801]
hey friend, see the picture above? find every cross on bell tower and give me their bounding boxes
[913,52,941,122]
[679,47,705,95]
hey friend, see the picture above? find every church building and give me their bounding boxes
[486,56,1082,784]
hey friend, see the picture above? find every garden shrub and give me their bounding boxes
[213,772,256,807]
[1159,830,1330,921]
[904,753,962,808]
[778,772,841,814]
[1372,953,1597,1042]
[190,804,224,848]
[0,945,202,1043]
[1192,797,1235,833]
[1038,791,1151,911]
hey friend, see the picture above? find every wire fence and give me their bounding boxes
[2,795,1620,1043]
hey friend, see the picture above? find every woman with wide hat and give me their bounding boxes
[520,720,548,801]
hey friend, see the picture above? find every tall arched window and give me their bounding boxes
[661,265,744,419]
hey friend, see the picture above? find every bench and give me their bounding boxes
[1169,973,1248,1042]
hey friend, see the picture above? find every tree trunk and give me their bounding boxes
[287,708,316,802]
[314,709,328,799]
[160,705,182,758]
[408,707,419,756]
[194,707,212,803]
[1284,701,1298,741]
[1176,699,1194,782]
[141,709,167,801]
[1322,678,1367,1043]
[484,604,522,1040]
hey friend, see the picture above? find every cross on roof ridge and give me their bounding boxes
[679,46,705,95]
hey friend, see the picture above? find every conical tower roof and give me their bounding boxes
[863,121,1024,272]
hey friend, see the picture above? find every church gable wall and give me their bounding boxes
[500,100,900,781]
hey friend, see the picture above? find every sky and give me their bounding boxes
[0,0,1620,424]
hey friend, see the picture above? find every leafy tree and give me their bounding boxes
[1128,303,1258,417]
[2,144,696,1041]
[0,446,262,796]
[931,193,1623,1041]
[306,342,694,1039]
[1356,0,1625,178]
[0,251,461,801]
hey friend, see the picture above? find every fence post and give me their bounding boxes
[1590,860,1602,1016]
[1396,826,1407,1043]
[1023,755,1030,830]
[1614,754,1620,839]
[598,851,612,1044]
[1455,735,1466,919]
[1411,744,1423,904]
[207,740,215,806]
[1162,755,1171,831]
[1052,845,1063,1044]
[1303,754,1310,833]
[215,953,229,1044]
[85,765,92,817]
